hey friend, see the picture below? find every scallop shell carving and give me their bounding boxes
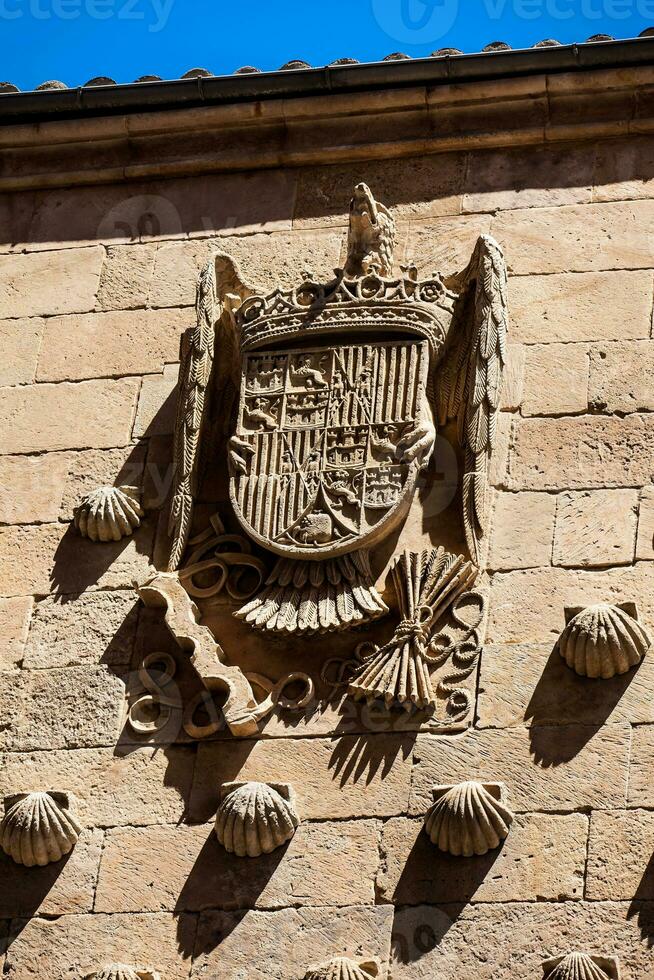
[423,780,513,856]
[557,603,651,679]
[214,781,299,857]
[73,485,143,542]
[0,791,82,867]
[542,952,620,980]
[87,967,160,980]
[304,956,380,980]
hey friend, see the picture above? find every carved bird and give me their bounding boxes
[344,182,396,278]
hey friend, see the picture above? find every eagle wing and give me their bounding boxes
[168,252,257,571]
[436,235,508,565]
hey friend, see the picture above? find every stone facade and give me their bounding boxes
[1,54,654,980]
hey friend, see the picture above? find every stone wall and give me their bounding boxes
[1,135,654,979]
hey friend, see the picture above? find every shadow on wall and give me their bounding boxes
[629,853,654,946]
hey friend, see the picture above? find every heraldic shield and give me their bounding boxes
[230,339,430,559]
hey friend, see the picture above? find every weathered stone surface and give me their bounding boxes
[191,905,393,980]
[97,243,157,310]
[410,725,630,814]
[0,828,102,917]
[589,340,654,414]
[499,343,525,411]
[488,491,555,571]
[149,230,345,309]
[408,214,492,278]
[627,724,654,806]
[59,443,147,517]
[295,154,464,226]
[636,486,654,560]
[0,246,103,318]
[478,642,654,728]
[0,378,140,454]
[0,665,125,751]
[586,808,654,900]
[553,489,638,567]
[521,344,589,416]
[594,134,654,202]
[508,414,654,491]
[378,812,586,904]
[464,145,593,212]
[0,452,71,524]
[0,318,43,386]
[4,912,196,980]
[390,901,653,980]
[37,308,189,382]
[23,590,139,669]
[0,746,195,826]
[190,735,413,822]
[509,270,653,343]
[132,362,179,437]
[487,563,654,644]
[492,201,654,275]
[0,595,31,668]
[95,818,380,912]
[0,520,154,597]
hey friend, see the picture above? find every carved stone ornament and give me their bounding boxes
[423,780,513,856]
[557,602,651,679]
[73,485,143,542]
[167,182,508,637]
[304,956,380,980]
[84,966,161,980]
[0,791,81,867]
[542,953,620,980]
[214,781,299,857]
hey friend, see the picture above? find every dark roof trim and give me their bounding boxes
[1,36,653,125]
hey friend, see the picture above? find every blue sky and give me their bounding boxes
[5,0,654,91]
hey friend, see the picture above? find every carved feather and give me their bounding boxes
[437,235,508,565]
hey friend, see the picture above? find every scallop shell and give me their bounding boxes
[73,486,143,542]
[214,781,299,857]
[304,956,380,980]
[0,791,81,867]
[543,953,619,980]
[87,966,160,980]
[557,603,651,679]
[423,781,513,857]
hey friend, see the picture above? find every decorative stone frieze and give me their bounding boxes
[214,781,300,857]
[423,780,514,857]
[557,603,651,678]
[73,485,143,542]
[542,953,620,980]
[0,791,81,867]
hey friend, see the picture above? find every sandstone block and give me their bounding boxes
[589,340,654,414]
[148,230,345,309]
[0,318,43,386]
[594,134,654,202]
[378,812,586,904]
[294,154,464,226]
[492,201,654,275]
[0,665,125,751]
[407,215,492,278]
[95,818,380,913]
[521,344,589,416]
[191,905,393,980]
[0,596,31,668]
[586,808,654,900]
[553,489,638,568]
[488,491,555,571]
[478,642,654,728]
[636,485,654,560]
[390,901,652,980]
[23,590,139,669]
[0,246,103,318]
[627,724,654,806]
[0,378,140,454]
[0,745,195,827]
[499,343,525,411]
[132,363,179,437]
[463,144,593,212]
[410,724,629,814]
[58,443,148,518]
[37,308,190,382]
[0,452,71,524]
[509,270,653,344]
[487,563,654,645]
[190,735,413,823]
[0,828,102,917]
[97,243,156,310]
[509,414,654,491]
[4,912,196,980]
